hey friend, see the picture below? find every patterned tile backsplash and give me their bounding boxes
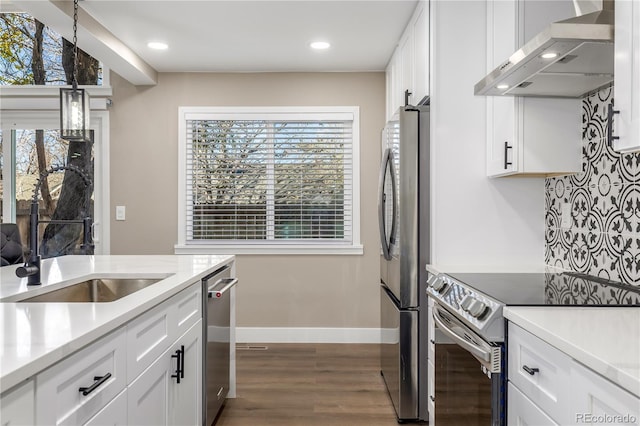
[545,87,640,285]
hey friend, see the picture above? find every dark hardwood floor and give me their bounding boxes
[215,343,421,426]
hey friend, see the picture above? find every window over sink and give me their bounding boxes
[175,106,362,255]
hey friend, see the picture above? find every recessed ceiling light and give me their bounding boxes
[310,41,331,50]
[541,52,558,59]
[496,84,509,90]
[147,41,168,50]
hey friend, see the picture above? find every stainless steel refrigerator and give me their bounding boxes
[379,104,430,422]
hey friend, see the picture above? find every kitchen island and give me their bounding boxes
[0,254,234,423]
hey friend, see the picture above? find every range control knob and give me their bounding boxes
[460,294,475,310]
[467,300,489,318]
[431,278,448,294]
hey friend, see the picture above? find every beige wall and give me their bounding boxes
[109,72,385,328]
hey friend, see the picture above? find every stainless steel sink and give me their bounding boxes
[20,278,164,303]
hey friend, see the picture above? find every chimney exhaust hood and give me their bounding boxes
[474,3,614,98]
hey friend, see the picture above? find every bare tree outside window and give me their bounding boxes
[0,13,101,257]
[188,119,348,242]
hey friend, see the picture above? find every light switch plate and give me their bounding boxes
[561,203,571,228]
[116,205,126,221]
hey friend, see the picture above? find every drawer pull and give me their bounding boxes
[78,373,112,396]
[522,365,539,376]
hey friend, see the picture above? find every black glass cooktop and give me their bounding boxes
[444,272,640,306]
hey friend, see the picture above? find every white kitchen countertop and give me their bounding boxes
[505,306,640,398]
[0,254,234,394]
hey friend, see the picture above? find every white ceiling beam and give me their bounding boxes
[11,0,157,86]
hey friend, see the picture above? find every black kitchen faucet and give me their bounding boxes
[16,165,94,285]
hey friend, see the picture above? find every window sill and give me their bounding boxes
[174,243,364,255]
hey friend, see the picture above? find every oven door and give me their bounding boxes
[431,303,505,426]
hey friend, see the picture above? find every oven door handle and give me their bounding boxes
[432,306,491,362]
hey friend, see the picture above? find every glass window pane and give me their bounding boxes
[0,13,102,86]
[185,117,351,243]
[190,120,267,240]
[13,128,94,258]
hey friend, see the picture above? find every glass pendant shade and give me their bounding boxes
[60,86,91,142]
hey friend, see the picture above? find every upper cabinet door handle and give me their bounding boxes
[607,102,620,147]
[504,141,513,170]
[404,89,412,107]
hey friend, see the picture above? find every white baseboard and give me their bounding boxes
[236,327,392,344]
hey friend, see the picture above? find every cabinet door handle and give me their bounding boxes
[430,395,435,402]
[504,141,513,169]
[607,102,620,146]
[171,348,183,383]
[78,373,112,396]
[404,89,412,107]
[179,345,185,379]
[522,365,539,375]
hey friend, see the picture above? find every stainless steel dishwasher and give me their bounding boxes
[202,265,237,426]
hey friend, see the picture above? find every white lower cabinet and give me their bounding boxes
[508,323,640,425]
[128,320,202,426]
[7,280,206,425]
[36,328,127,426]
[168,321,202,426]
[127,347,171,426]
[508,322,572,423]
[508,382,558,426]
[571,360,640,425]
[83,389,127,426]
[0,379,35,426]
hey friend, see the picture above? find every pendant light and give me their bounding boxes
[60,0,90,142]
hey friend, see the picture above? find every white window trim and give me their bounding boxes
[175,106,362,255]
[0,110,111,254]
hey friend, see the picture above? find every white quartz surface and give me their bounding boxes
[505,306,640,398]
[0,254,233,394]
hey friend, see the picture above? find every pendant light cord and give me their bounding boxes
[72,0,79,90]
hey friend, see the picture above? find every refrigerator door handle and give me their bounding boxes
[378,147,397,261]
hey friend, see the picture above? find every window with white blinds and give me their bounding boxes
[176,107,361,254]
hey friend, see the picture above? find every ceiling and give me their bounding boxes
[9,0,419,79]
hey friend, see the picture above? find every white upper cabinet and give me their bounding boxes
[612,0,640,152]
[385,0,429,120]
[485,0,581,177]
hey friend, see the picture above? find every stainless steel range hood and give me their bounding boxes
[474,2,614,98]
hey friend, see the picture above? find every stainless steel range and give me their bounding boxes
[426,270,640,426]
